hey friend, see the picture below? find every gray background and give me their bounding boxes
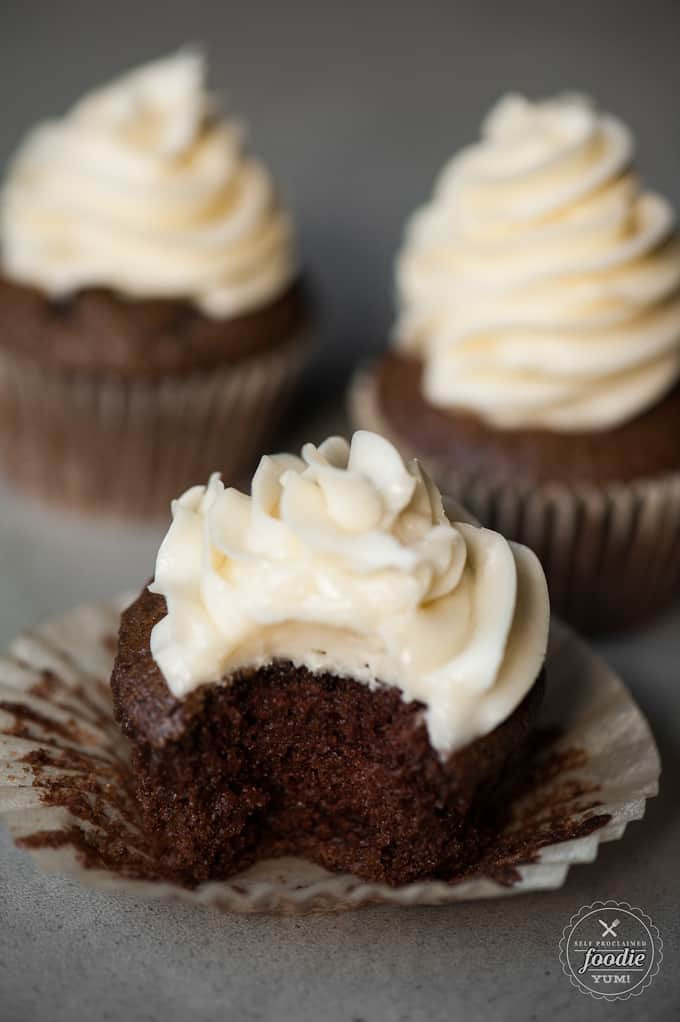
[1,1,679,1019]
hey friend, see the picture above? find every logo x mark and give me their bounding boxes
[599,918,620,938]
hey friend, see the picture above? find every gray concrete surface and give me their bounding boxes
[1,1,679,1019]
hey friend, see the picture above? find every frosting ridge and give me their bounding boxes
[1,51,295,317]
[149,431,549,756]
[395,93,680,431]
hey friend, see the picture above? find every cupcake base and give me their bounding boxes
[0,596,658,912]
[0,329,307,519]
[111,587,544,887]
[0,277,309,519]
[371,351,680,484]
[350,358,680,634]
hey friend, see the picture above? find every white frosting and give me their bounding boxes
[395,93,680,431]
[149,431,549,757]
[1,52,295,317]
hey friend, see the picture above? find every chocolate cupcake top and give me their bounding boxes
[0,51,296,317]
[395,93,680,432]
[148,431,549,756]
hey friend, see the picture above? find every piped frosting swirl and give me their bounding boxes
[149,431,549,756]
[395,93,680,431]
[1,51,295,317]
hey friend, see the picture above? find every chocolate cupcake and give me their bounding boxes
[111,430,550,886]
[352,93,680,632]
[0,52,309,517]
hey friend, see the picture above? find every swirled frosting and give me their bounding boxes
[395,93,680,431]
[149,431,549,756]
[1,52,295,317]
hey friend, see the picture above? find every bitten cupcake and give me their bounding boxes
[352,93,680,633]
[0,51,308,517]
[111,430,549,886]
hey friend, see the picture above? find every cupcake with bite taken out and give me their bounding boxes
[352,93,680,633]
[111,430,549,886]
[0,51,309,518]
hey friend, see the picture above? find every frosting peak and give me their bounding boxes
[149,431,549,756]
[395,93,680,431]
[1,52,295,317]
[72,52,207,158]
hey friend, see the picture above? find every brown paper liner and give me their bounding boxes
[0,331,308,520]
[350,368,680,634]
[0,597,660,914]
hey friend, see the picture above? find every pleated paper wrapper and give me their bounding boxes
[0,330,308,520]
[0,597,660,914]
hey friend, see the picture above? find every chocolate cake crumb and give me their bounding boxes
[0,598,611,892]
[0,701,91,745]
[13,708,609,889]
[105,587,557,886]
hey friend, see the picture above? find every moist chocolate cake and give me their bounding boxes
[110,430,551,886]
[375,352,680,485]
[0,276,307,376]
[112,586,544,886]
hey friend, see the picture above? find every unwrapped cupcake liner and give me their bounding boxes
[0,596,660,914]
[350,368,680,634]
[0,330,308,519]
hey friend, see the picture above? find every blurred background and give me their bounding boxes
[4,0,680,396]
[1,0,679,636]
